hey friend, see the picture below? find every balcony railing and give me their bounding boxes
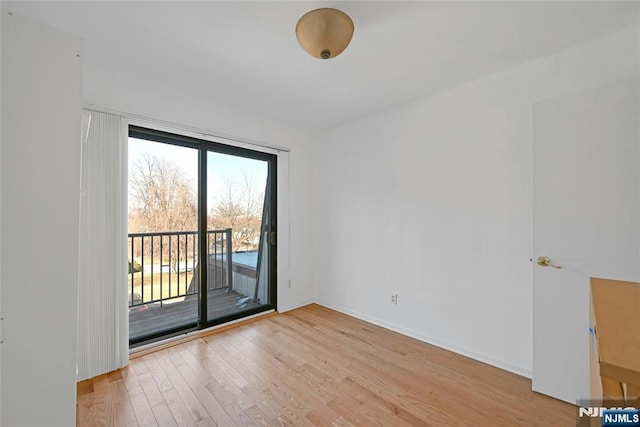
[128,229,233,308]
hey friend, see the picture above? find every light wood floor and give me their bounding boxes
[77,304,575,426]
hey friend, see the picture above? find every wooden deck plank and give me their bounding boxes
[130,289,262,341]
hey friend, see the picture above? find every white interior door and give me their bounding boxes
[532,76,640,404]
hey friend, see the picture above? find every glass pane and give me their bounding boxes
[128,137,199,342]
[206,152,270,322]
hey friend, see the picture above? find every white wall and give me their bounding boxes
[83,61,315,313]
[312,26,639,377]
[1,11,83,426]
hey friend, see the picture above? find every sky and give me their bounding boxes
[128,137,268,211]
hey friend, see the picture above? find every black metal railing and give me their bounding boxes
[128,229,233,308]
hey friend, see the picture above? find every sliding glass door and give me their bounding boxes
[127,127,276,345]
[202,150,275,328]
[127,138,200,342]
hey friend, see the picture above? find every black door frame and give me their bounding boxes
[129,125,277,345]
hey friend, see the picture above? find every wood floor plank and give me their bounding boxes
[326,397,382,427]
[155,351,212,424]
[77,379,94,396]
[128,385,158,426]
[232,338,336,422]
[168,346,188,368]
[151,402,178,427]
[218,347,315,425]
[109,379,139,426]
[260,384,316,427]
[332,416,357,427]
[176,363,237,426]
[97,373,123,426]
[121,365,142,391]
[76,394,97,426]
[207,340,270,393]
[144,353,175,394]
[139,371,166,408]
[78,304,575,427]
[177,346,217,386]
[200,339,250,390]
[163,388,199,427]
[205,379,241,409]
[240,402,270,425]
[196,416,218,427]
[270,414,295,426]
[239,384,281,421]
[223,401,262,426]
[131,356,150,375]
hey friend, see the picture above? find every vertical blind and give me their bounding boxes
[77,110,129,381]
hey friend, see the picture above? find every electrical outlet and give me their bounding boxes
[288,279,292,288]
[391,294,398,305]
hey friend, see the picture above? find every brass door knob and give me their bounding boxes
[537,256,561,269]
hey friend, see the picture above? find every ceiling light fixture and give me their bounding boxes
[295,8,354,60]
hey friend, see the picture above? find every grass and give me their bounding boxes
[128,270,195,305]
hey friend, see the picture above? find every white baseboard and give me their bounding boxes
[314,300,532,379]
[278,299,314,313]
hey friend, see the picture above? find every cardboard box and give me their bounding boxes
[591,277,640,403]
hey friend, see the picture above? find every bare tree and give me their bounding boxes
[129,153,197,272]
[129,153,265,264]
[209,174,264,252]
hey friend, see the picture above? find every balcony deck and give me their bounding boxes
[129,288,261,341]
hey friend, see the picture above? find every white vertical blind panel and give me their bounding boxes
[77,110,129,381]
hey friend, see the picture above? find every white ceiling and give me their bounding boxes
[4,1,640,131]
